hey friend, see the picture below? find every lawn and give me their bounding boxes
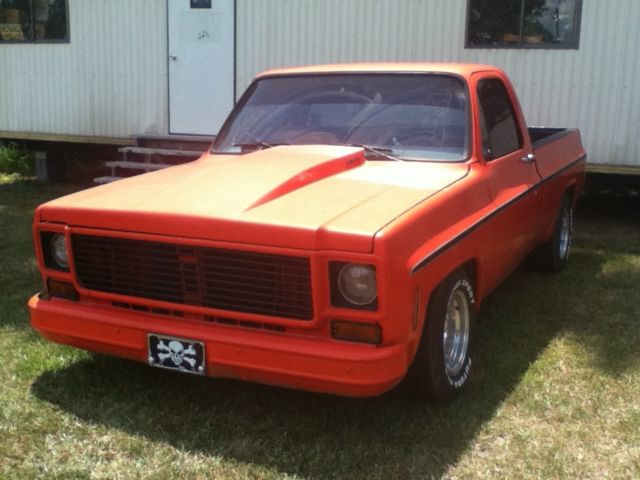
[0,178,638,479]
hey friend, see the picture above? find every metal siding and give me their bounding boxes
[0,0,168,138]
[236,0,640,166]
[0,0,637,166]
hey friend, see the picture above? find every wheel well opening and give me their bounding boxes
[424,260,478,320]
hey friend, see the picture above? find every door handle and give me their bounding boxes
[169,55,178,61]
[521,153,536,163]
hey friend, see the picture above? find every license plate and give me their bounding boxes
[148,334,205,375]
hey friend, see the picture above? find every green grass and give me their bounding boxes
[1,178,639,479]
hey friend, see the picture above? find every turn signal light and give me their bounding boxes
[46,279,79,301]
[331,320,381,345]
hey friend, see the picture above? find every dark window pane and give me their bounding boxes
[0,0,32,40]
[477,79,522,159]
[466,0,581,48]
[38,0,67,40]
[523,0,578,46]
[468,0,523,46]
[0,0,67,42]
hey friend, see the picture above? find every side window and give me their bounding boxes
[477,79,522,160]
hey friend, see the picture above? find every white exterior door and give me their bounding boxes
[168,0,235,135]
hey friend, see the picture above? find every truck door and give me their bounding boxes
[473,74,542,288]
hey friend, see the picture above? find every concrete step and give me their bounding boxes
[105,161,171,171]
[94,135,211,185]
[93,176,123,184]
[118,146,204,158]
[136,134,215,151]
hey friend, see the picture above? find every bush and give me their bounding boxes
[0,142,35,176]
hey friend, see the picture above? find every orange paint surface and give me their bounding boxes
[29,64,585,397]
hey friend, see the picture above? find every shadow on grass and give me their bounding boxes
[571,181,640,376]
[30,259,614,479]
[558,252,640,377]
[576,175,640,255]
[0,181,84,330]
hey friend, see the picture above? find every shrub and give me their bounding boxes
[0,142,35,176]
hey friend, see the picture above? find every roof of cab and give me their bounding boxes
[257,62,501,79]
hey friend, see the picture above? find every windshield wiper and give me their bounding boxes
[348,144,405,162]
[231,131,279,151]
[232,142,274,151]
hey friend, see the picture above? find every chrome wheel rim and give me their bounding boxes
[443,289,470,377]
[558,207,572,260]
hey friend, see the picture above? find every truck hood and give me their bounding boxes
[38,145,468,252]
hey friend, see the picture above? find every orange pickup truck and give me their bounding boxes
[29,63,585,401]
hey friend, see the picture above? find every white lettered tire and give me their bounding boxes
[405,269,476,402]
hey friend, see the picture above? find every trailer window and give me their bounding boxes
[0,0,68,43]
[466,0,582,49]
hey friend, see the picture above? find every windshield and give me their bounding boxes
[213,74,470,161]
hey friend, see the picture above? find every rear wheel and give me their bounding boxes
[405,269,476,402]
[540,194,573,273]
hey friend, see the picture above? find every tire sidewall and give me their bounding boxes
[427,274,476,396]
[551,195,573,270]
[406,269,476,402]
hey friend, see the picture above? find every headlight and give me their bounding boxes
[50,233,69,269]
[337,263,377,306]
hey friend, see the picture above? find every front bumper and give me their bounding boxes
[28,295,407,397]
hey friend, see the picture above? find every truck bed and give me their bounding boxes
[528,127,571,147]
[529,127,585,179]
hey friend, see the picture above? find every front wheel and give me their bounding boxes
[405,269,476,402]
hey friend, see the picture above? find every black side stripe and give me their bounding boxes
[410,154,587,275]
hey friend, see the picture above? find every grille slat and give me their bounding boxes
[74,265,311,288]
[72,247,311,274]
[71,273,308,295]
[72,241,311,264]
[72,261,311,282]
[72,235,313,320]
[75,276,313,308]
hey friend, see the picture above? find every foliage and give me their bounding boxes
[0,142,34,176]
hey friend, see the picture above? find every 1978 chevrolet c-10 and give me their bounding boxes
[29,64,585,401]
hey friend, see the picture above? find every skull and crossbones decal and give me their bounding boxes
[157,339,197,369]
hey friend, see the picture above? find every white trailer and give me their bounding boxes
[0,0,638,173]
